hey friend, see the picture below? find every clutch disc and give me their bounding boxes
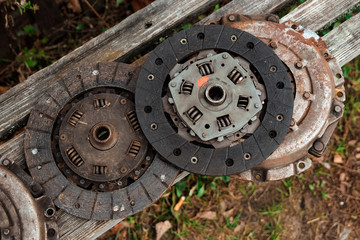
[24,63,179,220]
[135,24,294,176]
[213,14,345,181]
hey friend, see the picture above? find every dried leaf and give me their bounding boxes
[339,172,346,181]
[195,211,217,220]
[234,221,245,233]
[222,208,234,218]
[110,221,130,235]
[333,154,344,164]
[155,220,172,240]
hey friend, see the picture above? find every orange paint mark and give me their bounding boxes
[197,76,209,88]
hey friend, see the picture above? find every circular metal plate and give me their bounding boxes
[25,63,179,220]
[135,25,294,176]
[0,166,45,240]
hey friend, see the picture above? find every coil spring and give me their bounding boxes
[186,106,203,123]
[127,111,140,131]
[237,96,249,110]
[198,62,214,76]
[180,81,194,95]
[93,98,109,108]
[128,140,141,158]
[93,165,107,175]
[68,110,84,127]
[66,146,84,167]
[217,115,232,128]
[228,69,244,84]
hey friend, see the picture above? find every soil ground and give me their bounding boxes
[0,1,359,240]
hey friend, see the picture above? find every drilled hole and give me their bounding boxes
[205,124,210,129]
[298,162,306,169]
[197,32,205,39]
[336,73,342,79]
[173,148,181,156]
[337,91,344,98]
[225,158,234,166]
[247,42,254,49]
[95,126,110,141]
[45,208,55,217]
[155,58,163,65]
[276,81,284,89]
[47,229,56,238]
[144,106,152,113]
[269,130,277,138]
[145,22,152,28]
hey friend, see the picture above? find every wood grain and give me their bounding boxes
[281,0,359,31]
[323,13,360,66]
[0,0,359,239]
[0,0,221,139]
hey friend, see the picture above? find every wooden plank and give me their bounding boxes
[323,13,360,66]
[0,0,359,239]
[0,0,222,139]
[281,0,359,32]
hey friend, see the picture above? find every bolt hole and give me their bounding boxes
[255,173,262,180]
[298,162,306,169]
[336,73,342,79]
[95,126,110,141]
[236,133,240,137]
[173,148,181,156]
[147,74,154,81]
[47,229,56,238]
[208,85,224,101]
[269,130,277,138]
[150,123,158,130]
[230,35,237,42]
[270,65,277,72]
[197,32,205,40]
[141,164,146,168]
[276,81,284,89]
[291,24,297,29]
[191,157,198,164]
[205,124,210,129]
[247,42,254,49]
[45,208,55,217]
[155,58,163,65]
[180,38,187,45]
[74,203,80,209]
[225,158,234,166]
[144,106,152,113]
[130,200,135,206]
[221,63,225,67]
[336,91,344,98]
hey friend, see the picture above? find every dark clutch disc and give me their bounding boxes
[24,62,179,220]
[135,25,294,176]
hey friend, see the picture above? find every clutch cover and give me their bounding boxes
[24,63,179,220]
[135,24,294,176]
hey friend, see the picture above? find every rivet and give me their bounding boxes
[99,184,104,189]
[202,133,207,138]
[270,66,277,72]
[170,82,177,87]
[80,179,85,185]
[270,42,277,49]
[313,140,324,152]
[160,174,166,182]
[230,35,237,42]
[276,114,284,122]
[180,38,187,45]
[135,170,140,176]
[244,153,252,160]
[31,148,38,155]
[191,156,198,164]
[295,61,303,69]
[228,15,236,22]
[117,181,122,186]
[2,159,11,166]
[92,70,99,76]
[334,105,342,113]
[150,123,158,130]
[145,156,151,161]
[121,167,127,173]
[130,200,135,206]
[254,103,261,108]
[222,54,228,59]
[147,74,154,81]
[120,98,127,105]
[303,91,310,99]
[290,119,296,126]
[113,205,119,212]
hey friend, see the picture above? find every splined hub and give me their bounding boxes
[56,90,148,184]
[135,25,294,176]
[167,51,263,142]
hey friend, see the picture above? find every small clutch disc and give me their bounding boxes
[24,63,179,220]
[135,25,294,176]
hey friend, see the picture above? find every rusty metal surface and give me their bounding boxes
[0,165,45,240]
[216,14,345,181]
[24,62,179,220]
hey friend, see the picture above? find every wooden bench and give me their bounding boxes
[0,0,359,239]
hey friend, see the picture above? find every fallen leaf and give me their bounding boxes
[348,140,357,146]
[333,154,344,164]
[110,221,131,235]
[339,172,346,181]
[222,208,234,218]
[67,0,82,13]
[156,220,172,240]
[195,211,217,220]
[234,221,245,233]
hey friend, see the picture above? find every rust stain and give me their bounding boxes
[197,76,209,88]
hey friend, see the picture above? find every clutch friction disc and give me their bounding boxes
[24,62,179,220]
[135,24,294,176]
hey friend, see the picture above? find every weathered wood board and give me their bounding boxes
[0,0,359,239]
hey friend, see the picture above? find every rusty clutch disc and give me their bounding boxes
[135,23,294,176]
[24,63,179,220]
[212,14,345,181]
[0,164,58,240]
